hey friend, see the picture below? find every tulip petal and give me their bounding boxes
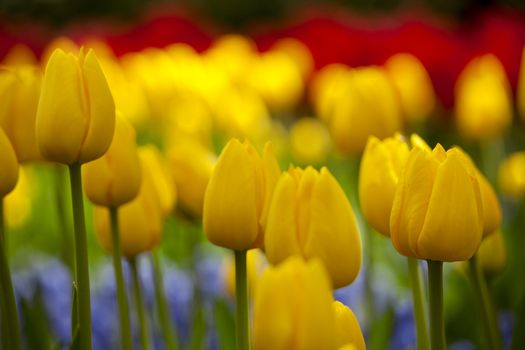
[333,301,366,350]
[265,173,302,263]
[78,49,116,163]
[203,139,259,250]
[0,128,19,197]
[391,146,438,257]
[36,49,87,164]
[417,149,483,261]
[303,168,361,288]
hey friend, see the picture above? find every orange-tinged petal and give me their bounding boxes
[265,173,302,263]
[77,49,115,163]
[303,168,361,288]
[36,49,87,164]
[203,139,259,250]
[417,149,483,261]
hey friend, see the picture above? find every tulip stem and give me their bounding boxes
[129,257,152,350]
[469,255,502,350]
[0,199,23,350]
[68,163,92,350]
[152,251,179,350]
[427,260,445,350]
[408,257,430,350]
[235,249,250,350]
[54,165,74,273]
[109,207,133,350]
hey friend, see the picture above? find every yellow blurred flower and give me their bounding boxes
[2,44,37,67]
[477,230,506,275]
[0,66,41,162]
[390,144,483,261]
[94,146,171,257]
[455,54,512,140]
[247,51,304,111]
[289,117,331,165]
[203,139,280,251]
[265,166,361,288]
[498,151,525,199]
[167,138,216,218]
[329,66,403,155]
[270,38,314,80]
[0,128,18,197]
[253,257,336,350]
[384,53,435,124]
[36,48,115,165]
[4,165,34,228]
[83,113,141,207]
[310,64,350,122]
[333,301,365,350]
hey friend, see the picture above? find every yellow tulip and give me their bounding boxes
[82,113,141,207]
[477,230,506,275]
[390,144,483,261]
[140,145,177,217]
[384,53,436,124]
[333,301,366,350]
[289,117,331,165]
[270,38,314,80]
[0,128,18,197]
[253,257,336,350]
[359,134,410,236]
[329,67,403,155]
[2,44,38,67]
[265,166,361,288]
[167,138,216,218]
[455,54,512,140]
[498,151,525,199]
[203,139,280,250]
[36,48,115,165]
[310,64,350,123]
[4,166,34,228]
[0,66,41,162]
[94,147,169,257]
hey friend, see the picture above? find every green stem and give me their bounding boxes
[408,257,430,350]
[152,251,179,350]
[469,255,502,350]
[0,199,23,350]
[129,257,152,350]
[109,207,133,350]
[54,165,74,273]
[427,260,445,350]
[235,249,250,350]
[68,163,92,350]
[363,228,376,328]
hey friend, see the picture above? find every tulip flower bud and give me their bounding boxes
[0,128,19,197]
[455,55,512,140]
[329,66,403,155]
[140,145,177,217]
[168,138,216,218]
[203,139,280,251]
[359,134,410,236]
[253,257,336,350]
[265,166,361,288]
[390,144,483,261]
[0,67,41,162]
[36,48,115,165]
[498,152,525,199]
[83,113,141,207]
[94,147,168,257]
[384,53,436,124]
[477,230,506,275]
[333,301,365,350]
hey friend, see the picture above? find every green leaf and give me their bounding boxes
[367,306,395,350]
[19,288,54,350]
[187,302,206,350]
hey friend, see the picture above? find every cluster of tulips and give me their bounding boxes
[0,28,525,350]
